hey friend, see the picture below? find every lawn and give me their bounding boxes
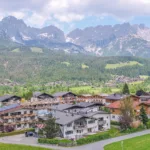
[0,143,51,150]
[104,134,150,150]
[81,63,89,69]
[12,48,20,52]
[105,61,143,69]
[31,47,43,53]
[61,61,70,66]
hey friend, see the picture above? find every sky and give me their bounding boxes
[1,0,150,33]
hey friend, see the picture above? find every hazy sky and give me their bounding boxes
[1,0,150,32]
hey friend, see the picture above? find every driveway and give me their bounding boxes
[0,130,150,150]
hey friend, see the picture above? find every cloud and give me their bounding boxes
[0,0,150,27]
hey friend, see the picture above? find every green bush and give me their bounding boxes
[111,121,120,126]
[0,128,34,137]
[121,125,145,134]
[38,138,74,147]
[76,132,111,145]
[146,121,150,129]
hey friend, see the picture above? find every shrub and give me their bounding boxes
[0,128,34,137]
[146,121,150,129]
[38,138,74,147]
[76,132,111,145]
[111,121,120,126]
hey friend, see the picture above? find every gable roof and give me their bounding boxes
[107,100,140,109]
[105,94,128,100]
[0,95,21,102]
[54,111,84,125]
[76,102,103,108]
[0,103,21,114]
[33,92,54,98]
[53,91,77,97]
[51,103,83,111]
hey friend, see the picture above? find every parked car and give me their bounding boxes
[25,131,37,137]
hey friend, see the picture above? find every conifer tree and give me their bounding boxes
[122,83,130,94]
[140,106,148,126]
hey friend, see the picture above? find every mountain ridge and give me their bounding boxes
[0,16,150,57]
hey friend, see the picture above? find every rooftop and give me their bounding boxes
[54,111,83,125]
[0,103,21,113]
[0,95,21,102]
[53,91,76,97]
[105,93,128,100]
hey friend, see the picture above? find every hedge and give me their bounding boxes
[0,128,34,137]
[76,132,111,145]
[38,138,75,147]
[111,121,120,126]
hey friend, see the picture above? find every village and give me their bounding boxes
[0,88,150,142]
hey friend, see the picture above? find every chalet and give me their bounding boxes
[140,100,150,118]
[32,92,54,100]
[0,95,21,106]
[53,92,77,103]
[0,104,38,132]
[105,93,128,105]
[78,94,107,103]
[107,100,141,122]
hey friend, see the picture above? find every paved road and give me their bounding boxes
[0,130,150,150]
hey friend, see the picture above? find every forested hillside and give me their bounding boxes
[0,49,150,84]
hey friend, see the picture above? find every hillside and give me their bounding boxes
[0,50,150,84]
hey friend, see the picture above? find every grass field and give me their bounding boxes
[81,64,89,69]
[105,61,143,69]
[0,143,51,150]
[31,47,43,53]
[104,134,150,150]
[61,61,70,66]
[12,48,20,52]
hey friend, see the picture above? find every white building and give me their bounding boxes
[49,102,110,139]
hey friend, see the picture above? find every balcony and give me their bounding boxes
[74,124,87,129]
[98,120,106,125]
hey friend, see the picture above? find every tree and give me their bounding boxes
[140,106,148,126]
[119,97,134,130]
[42,115,60,139]
[122,83,130,94]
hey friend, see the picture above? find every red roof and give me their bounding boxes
[107,100,140,109]
[141,100,150,105]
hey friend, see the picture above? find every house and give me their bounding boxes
[107,99,141,122]
[105,93,128,105]
[48,102,110,139]
[53,92,77,103]
[39,109,110,139]
[32,92,54,101]
[0,104,38,132]
[78,94,106,103]
[140,100,150,118]
[0,95,21,106]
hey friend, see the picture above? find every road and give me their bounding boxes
[0,130,150,150]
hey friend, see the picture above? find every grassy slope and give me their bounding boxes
[0,143,51,150]
[105,61,143,69]
[104,134,150,150]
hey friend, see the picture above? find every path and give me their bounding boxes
[0,130,150,150]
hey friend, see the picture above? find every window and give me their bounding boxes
[112,116,115,118]
[67,123,72,127]
[24,111,27,114]
[88,119,95,124]
[65,131,73,135]
[30,111,33,114]
[77,130,82,133]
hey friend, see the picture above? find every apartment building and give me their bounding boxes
[0,104,38,132]
[49,102,110,139]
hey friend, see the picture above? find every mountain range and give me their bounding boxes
[0,16,150,57]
